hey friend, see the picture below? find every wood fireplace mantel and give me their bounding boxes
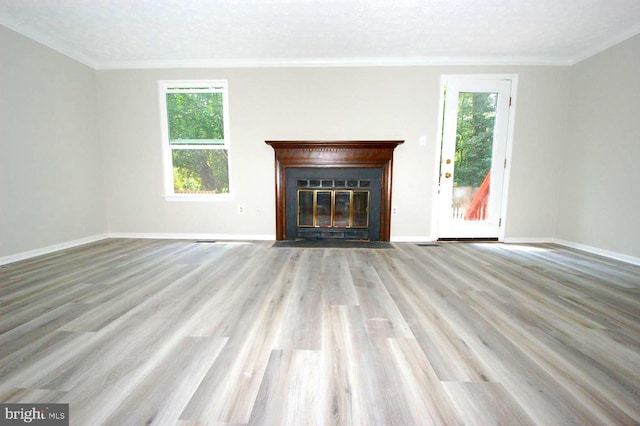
[265,140,404,241]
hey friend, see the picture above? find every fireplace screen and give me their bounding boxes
[297,190,369,228]
[285,170,381,241]
[297,179,370,229]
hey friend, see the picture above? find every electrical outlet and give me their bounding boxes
[392,206,398,216]
[238,205,245,215]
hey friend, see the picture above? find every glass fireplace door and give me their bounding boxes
[285,169,383,241]
[297,189,369,230]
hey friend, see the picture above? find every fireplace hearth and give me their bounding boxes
[266,141,403,242]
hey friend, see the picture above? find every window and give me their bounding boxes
[159,80,231,200]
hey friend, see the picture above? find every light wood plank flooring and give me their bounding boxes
[1,239,639,425]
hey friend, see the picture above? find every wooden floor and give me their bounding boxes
[1,239,639,425]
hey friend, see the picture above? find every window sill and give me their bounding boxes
[163,194,232,202]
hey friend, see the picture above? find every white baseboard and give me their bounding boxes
[391,235,437,243]
[503,237,640,266]
[0,233,110,266]
[3,233,638,267]
[107,232,276,241]
[553,239,640,266]
[502,237,555,244]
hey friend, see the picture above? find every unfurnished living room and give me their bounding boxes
[1,1,640,424]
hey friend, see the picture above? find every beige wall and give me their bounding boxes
[558,34,640,258]
[0,26,107,260]
[97,66,568,241]
[3,21,638,261]
[497,67,569,240]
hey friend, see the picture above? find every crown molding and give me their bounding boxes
[3,19,637,71]
[569,25,640,65]
[0,19,97,69]
[94,55,573,70]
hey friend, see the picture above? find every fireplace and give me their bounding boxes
[265,141,403,241]
[287,167,382,240]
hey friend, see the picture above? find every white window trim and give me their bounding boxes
[158,80,232,202]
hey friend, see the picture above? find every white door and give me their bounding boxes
[437,78,512,239]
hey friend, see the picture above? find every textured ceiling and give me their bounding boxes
[1,0,639,69]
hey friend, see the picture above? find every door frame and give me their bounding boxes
[431,74,519,241]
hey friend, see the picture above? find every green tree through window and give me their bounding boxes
[454,92,496,188]
[161,82,230,196]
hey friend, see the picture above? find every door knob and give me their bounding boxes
[444,172,452,178]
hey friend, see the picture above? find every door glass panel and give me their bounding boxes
[334,192,351,227]
[297,190,314,227]
[352,191,369,227]
[453,92,496,221]
[316,191,333,227]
